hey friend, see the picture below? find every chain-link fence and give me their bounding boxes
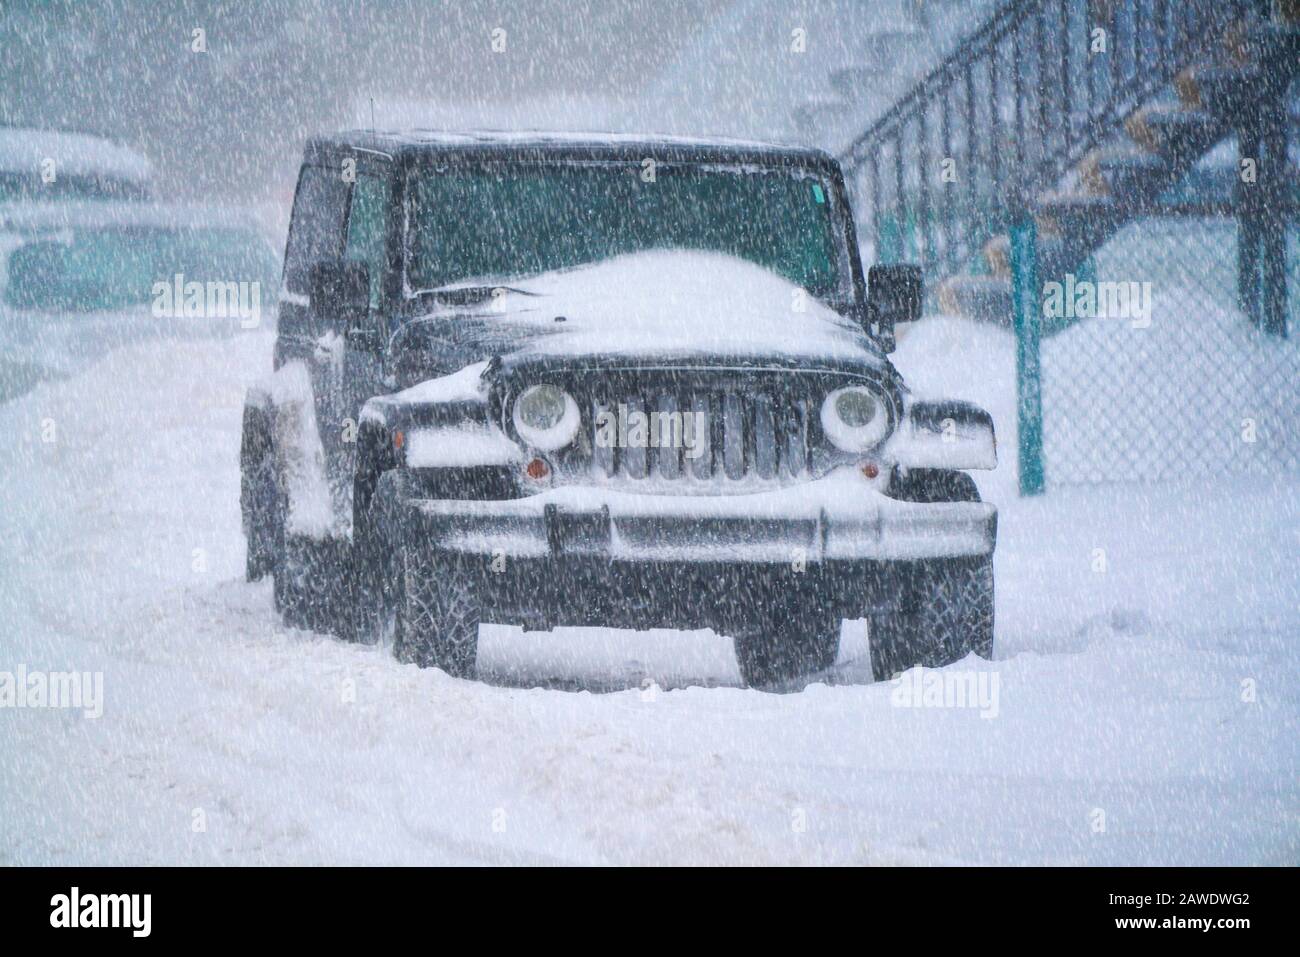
[834,0,1299,493]
[1038,213,1298,485]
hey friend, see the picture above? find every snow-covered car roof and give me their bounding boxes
[0,126,152,184]
[309,128,837,164]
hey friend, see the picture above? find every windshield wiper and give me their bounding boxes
[412,283,534,306]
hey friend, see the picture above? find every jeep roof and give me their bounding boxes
[303,129,841,169]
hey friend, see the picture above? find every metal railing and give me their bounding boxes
[838,0,1258,282]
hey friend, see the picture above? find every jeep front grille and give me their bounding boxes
[590,390,811,483]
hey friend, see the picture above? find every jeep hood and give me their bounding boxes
[399,250,884,369]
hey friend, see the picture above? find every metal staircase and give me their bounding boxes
[838,0,1299,336]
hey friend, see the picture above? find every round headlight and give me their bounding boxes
[821,386,890,451]
[513,384,580,451]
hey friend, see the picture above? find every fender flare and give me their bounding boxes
[352,417,399,533]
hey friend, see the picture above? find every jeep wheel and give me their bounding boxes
[870,555,994,682]
[274,534,350,634]
[394,549,479,678]
[240,410,280,582]
[733,617,840,688]
[243,453,280,581]
[349,470,403,645]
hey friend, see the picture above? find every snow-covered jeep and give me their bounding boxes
[241,131,998,687]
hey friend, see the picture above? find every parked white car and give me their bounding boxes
[0,201,280,401]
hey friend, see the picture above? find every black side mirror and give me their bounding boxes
[866,263,922,353]
[308,259,369,335]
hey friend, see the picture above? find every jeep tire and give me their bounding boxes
[274,534,350,634]
[349,470,403,644]
[733,616,840,688]
[394,548,480,678]
[870,554,994,682]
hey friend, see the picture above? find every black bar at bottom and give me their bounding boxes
[0,866,1284,945]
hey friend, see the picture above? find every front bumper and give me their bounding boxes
[407,468,996,565]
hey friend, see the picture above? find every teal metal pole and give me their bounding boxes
[878,213,901,264]
[1010,213,1045,496]
[1074,254,1096,291]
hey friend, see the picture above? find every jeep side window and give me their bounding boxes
[283,165,348,295]
[344,173,388,316]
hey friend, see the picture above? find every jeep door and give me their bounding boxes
[276,156,392,534]
[336,164,392,484]
[278,162,348,362]
[277,161,353,531]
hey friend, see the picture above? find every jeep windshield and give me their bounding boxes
[405,161,854,304]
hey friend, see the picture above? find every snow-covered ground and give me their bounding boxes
[0,324,1296,865]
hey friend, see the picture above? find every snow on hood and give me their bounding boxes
[391,359,491,406]
[413,251,881,367]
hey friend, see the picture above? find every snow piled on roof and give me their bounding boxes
[328,123,819,157]
[0,127,152,182]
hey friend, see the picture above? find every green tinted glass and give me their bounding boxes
[407,163,846,298]
[5,226,275,312]
[346,175,389,309]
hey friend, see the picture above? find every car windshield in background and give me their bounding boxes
[0,172,151,203]
[4,225,277,312]
[406,162,851,300]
